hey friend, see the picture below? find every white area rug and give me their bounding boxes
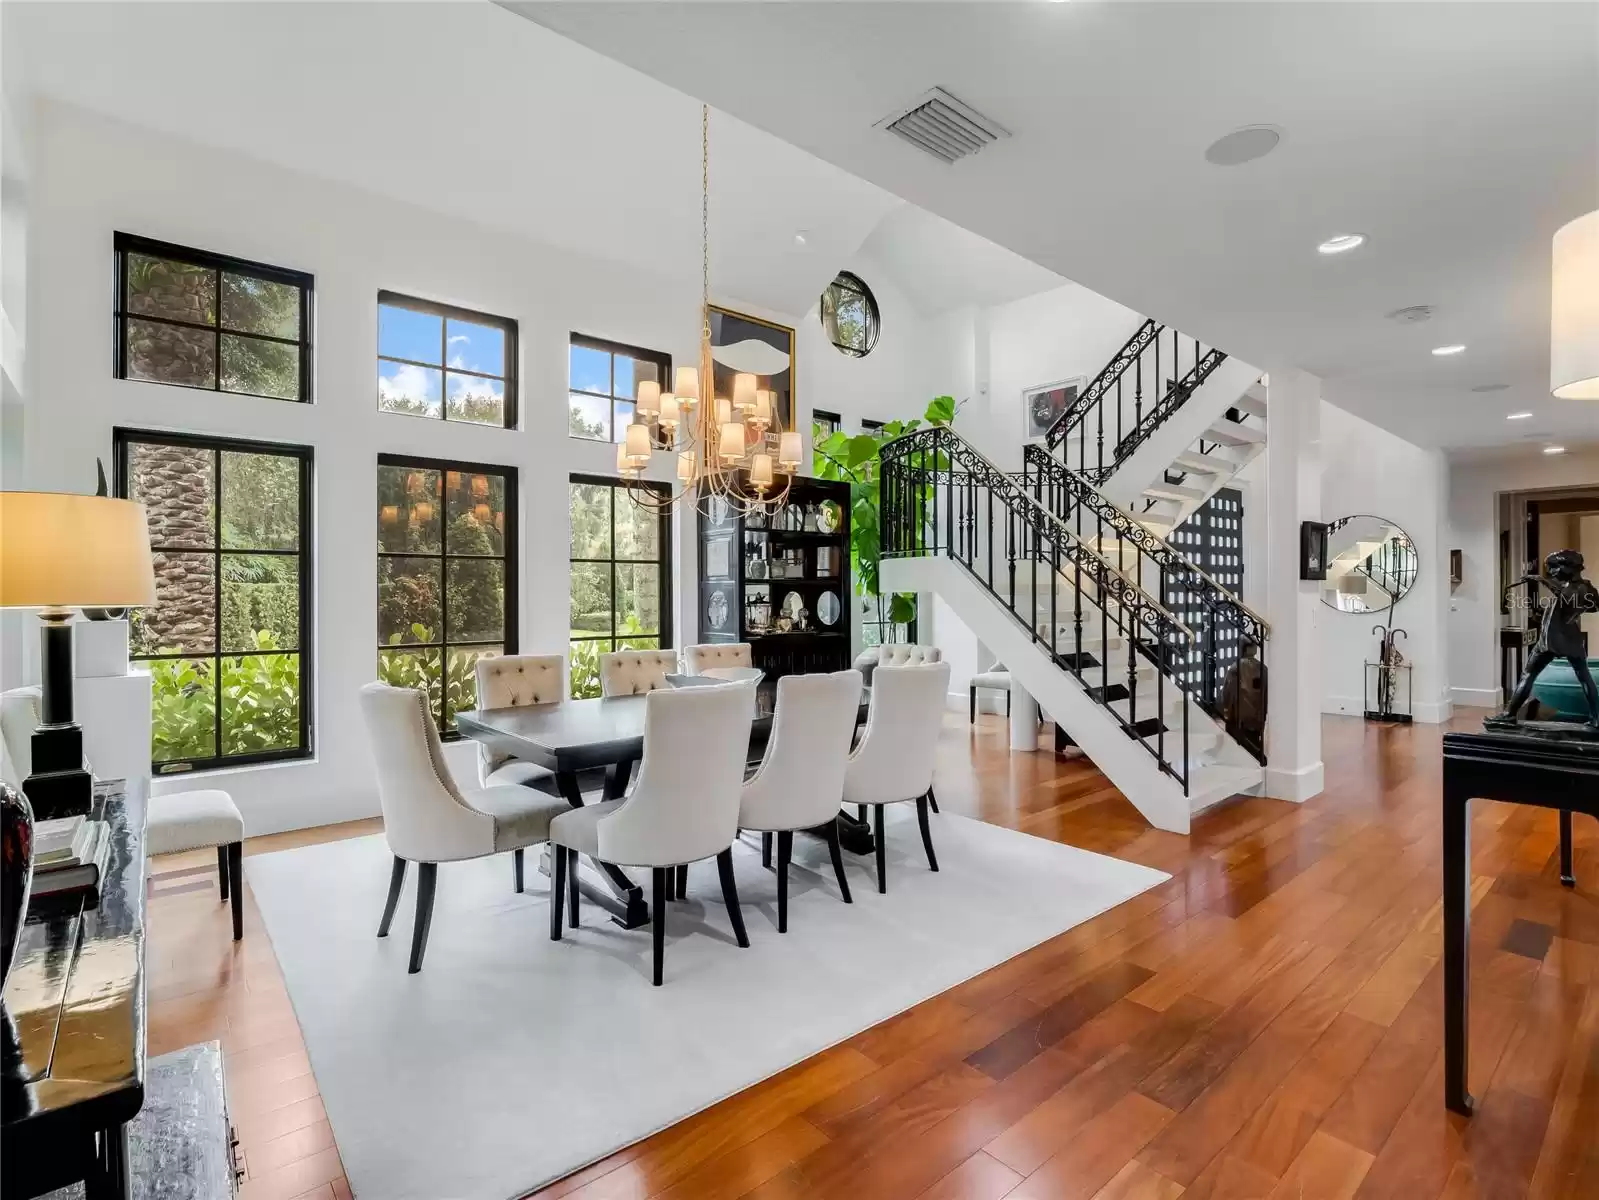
[247,810,1168,1200]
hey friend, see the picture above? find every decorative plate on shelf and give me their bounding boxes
[781,591,805,621]
[818,500,841,534]
[817,591,841,626]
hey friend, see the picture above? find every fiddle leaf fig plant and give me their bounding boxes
[811,395,958,639]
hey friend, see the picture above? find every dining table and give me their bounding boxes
[455,682,872,929]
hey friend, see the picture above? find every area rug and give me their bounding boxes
[246,809,1168,1200]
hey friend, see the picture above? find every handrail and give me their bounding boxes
[1024,444,1271,638]
[1099,345,1230,477]
[1044,318,1162,449]
[882,428,1194,639]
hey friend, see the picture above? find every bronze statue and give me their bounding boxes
[1489,549,1599,731]
[1221,637,1267,756]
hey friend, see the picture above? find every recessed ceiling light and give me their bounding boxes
[1543,445,1566,455]
[1472,383,1510,393]
[1506,411,1533,420]
[1204,125,1282,167]
[793,231,808,247]
[1317,234,1365,255]
[1431,344,1467,356]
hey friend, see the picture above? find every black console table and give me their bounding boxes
[1441,730,1596,1116]
[2,779,147,1198]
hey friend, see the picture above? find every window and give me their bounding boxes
[569,334,672,443]
[861,418,885,434]
[115,233,313,401]
[115,429,313,772]
[377,292,517,428]
[861,596,916,653]
[377,456,518,734]
[812,410,842,439]
[819,271,880,358]
[568,476,672,697]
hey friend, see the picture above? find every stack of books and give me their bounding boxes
[32,814,111,906]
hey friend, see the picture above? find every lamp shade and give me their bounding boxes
[751,389,772,426]
[624,421,652,465]
[635,379,661,418]
[0,492,156,610]
[732,372,758,412]
[778,430,803,470]
[1552,208,1599,399]
[658,393,680,430]
[674,366,700,404]
[718,422,746,462]
[750,453,774,488]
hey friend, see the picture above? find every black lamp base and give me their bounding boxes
[24,611,94,820]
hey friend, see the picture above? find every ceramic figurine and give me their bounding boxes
[1489,549,1599,732]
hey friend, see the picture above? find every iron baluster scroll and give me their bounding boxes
[880,427,1200,793]
[1045,318,1162,451]
[1022,444,1269,761]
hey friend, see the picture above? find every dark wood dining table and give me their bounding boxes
[456,684,871,929]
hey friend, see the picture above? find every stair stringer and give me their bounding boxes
[1101,356,1263,512]
[881,554,1193,834]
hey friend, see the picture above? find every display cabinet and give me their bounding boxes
[696,477,851,681]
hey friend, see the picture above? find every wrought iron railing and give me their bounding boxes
[880,426,1199,793]
[1023,444,1268,763]
[1044,321,1228,485]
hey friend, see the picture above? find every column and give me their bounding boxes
[1263,369,1324,801]
[1009,679,1038,751]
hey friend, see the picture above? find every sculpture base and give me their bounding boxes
[1482,714,1599,741]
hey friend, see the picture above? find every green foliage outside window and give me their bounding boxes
[148,630,301,763]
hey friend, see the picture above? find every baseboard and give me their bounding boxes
[1263,761,1324,803]
[1322,695,1364,718]
[1451,687,1499,710]
[946,690,1006,716]
[1413,699,1453,724]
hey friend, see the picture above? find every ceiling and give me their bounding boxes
[859,204,1063,317]
[0,1,904,319]
[512,1,1599,455]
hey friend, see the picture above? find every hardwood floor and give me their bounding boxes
[144,710,1599,1199]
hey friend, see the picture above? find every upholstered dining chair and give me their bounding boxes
[599,649,679,697]
[547,681,755,986]
[3,685,250,939]
[969,664,1011,723]
[842,661,951,894]
[474,654,564,892]
[682,643,752,675]
[851,643,943,689]
[357,682,570,973]
[737,669,862,931]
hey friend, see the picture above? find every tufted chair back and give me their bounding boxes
[877,644,943,668]
[843,662,951,807]
[681,643,752,675]
[474,654,564,774]
[599,649,680,697]
[1,686,41,787]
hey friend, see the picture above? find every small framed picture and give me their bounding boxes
[1022,377,1085,442]
[1300,521,1330,580]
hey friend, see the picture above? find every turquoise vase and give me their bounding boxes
[1530,656,1599,719]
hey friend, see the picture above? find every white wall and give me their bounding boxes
[20,101,933,834]
[1447,448,1599,706]
[1319,402,1451,722]
[1,88,31,689]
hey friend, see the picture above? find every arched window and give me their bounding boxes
[819,271,880,358]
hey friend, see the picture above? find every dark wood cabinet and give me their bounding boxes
[696,478,852,681]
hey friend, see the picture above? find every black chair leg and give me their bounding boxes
[717,848,750,947]
[217,846,229,900]
[917,794,939,873]
[761,831,772,869]
[825,819,852,904]
[227,842,243,941]
[378,856,408,937]
[408,862,436,973]
[652,868,667,986]
[874,805,887,894]
[514,848,524,894]
[550,847,566,941]
[969,686,976,725]
[927,786,939,814]
[567,848,580,927]
[676,863,688,898]
[776,831,792,933]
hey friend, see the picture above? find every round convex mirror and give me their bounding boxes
[1320,515,1419,614]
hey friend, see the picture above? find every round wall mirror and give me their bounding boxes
[1320,515,1419,614]
[817,591,841,626]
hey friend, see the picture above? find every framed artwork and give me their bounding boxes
[708,305,795,437]
[1022,376,1085,442]
[1300,520,1330,580]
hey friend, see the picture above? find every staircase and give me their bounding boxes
[878,426,1265,834]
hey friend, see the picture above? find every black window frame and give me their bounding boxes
[812,410,842,439]
[568,474,673,697]
[113,427,315,774]
[568,333,673,445]
[819,270,881,359]
[377,453,520,740]
[861,418,885,434]
[377,291,519,429]
[113,232,315,403]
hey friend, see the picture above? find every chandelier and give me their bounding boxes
[615,105,801,514]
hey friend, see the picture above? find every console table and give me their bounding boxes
[2,779,147,1198]
[1441,730,1596,1115]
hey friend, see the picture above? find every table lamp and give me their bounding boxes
[0,492,155,818]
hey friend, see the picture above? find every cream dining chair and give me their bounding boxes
[682,643,752,675]
[599,649,679,697]
[474,654,565,892]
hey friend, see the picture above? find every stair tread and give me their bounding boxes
[1173,450,1234,475]
[1205,420,1265,446]
[1232,394,1268,420]
[1144,482,1207,502]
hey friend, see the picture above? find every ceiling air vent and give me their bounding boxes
[875,87,1009,165]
